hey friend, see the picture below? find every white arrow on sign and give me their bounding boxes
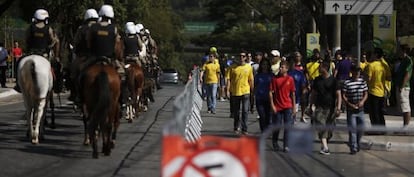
[325,0,393,15]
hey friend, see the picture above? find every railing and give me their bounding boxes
[163,68,203,142]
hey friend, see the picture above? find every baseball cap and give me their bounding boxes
[270,50,280,57]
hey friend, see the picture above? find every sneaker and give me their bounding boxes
[219,97,226,102]
[350,149,357,155]
[241,131,249,135]
[284,147,290,153]
[234,128,241,135]
[319,148,330,155]
[211,110,216,114]
[300,118,307,123]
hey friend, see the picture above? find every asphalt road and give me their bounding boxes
[0,83,414,177]
[0,83,181,177]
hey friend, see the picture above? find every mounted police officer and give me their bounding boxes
[123,22,144,67]
[74,8,99,58]
[14,8,60,92]
[85,4,127,114]
[135,23,148,67]
[68,8,99,102]
[27,9,60,59]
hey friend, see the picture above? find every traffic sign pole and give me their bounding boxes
[325,0,393,67]
[357,15,361,67]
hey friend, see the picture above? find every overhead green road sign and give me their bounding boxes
[184,22,217,33]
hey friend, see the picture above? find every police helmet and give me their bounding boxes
[84,9,99,21]
[33,9,49,21]
[125,22,137,34]
[98,4,114,18]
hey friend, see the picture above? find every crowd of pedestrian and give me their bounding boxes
[0,41,23,88]
[199,45,414,155]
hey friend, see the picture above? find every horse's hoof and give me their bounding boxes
[31,138,39,144]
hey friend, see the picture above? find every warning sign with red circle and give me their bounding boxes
[162,135,260,177]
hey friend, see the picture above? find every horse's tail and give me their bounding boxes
[92,71,111,122]
[22,60,40,95]
[29,60,37,84]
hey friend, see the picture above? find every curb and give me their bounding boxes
[0,89,19,98]
[361,138,414,152]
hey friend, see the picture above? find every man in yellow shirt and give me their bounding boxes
[305,49,322,82]
[365,48,391,130]
[360,51,368,71]
[226,50,254,135]
[200,53,221,114]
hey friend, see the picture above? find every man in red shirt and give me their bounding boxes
[12,41,22,79]
[269,60,296,152]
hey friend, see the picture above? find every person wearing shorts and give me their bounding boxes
[308,61,341,155]
[395,45,412,128]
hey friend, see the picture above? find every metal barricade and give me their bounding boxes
[163,68,203,142]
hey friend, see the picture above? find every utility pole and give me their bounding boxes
[333,14,341,52]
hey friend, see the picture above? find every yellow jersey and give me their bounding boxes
[201,62,220,84]
[306,61,320,81]
[227,63,254,96]
[365,59,391,97]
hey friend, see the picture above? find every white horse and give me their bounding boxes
[18,55,53,144]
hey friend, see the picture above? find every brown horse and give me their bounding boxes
[125,62,144,122]
[82,63,121,158]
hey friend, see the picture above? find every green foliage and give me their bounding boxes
[191,26,277,53]
[14,0,186,72]
[189,0,295,53]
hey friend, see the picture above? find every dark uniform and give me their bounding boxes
[74,23,94,57]
[86,20,127,111]
[68,20,97,102]
[123,34,141,65]
[27,23,52,55]
[89,23,116,59]
[15,19,59,93]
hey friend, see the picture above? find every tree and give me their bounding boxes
[15,0,185,73]
[0,0,14,16]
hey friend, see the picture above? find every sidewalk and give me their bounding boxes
[335,110,414,152]
[201,98,414,153]
[0,79,19,98]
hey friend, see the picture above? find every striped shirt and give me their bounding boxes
[342,78,368,106]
